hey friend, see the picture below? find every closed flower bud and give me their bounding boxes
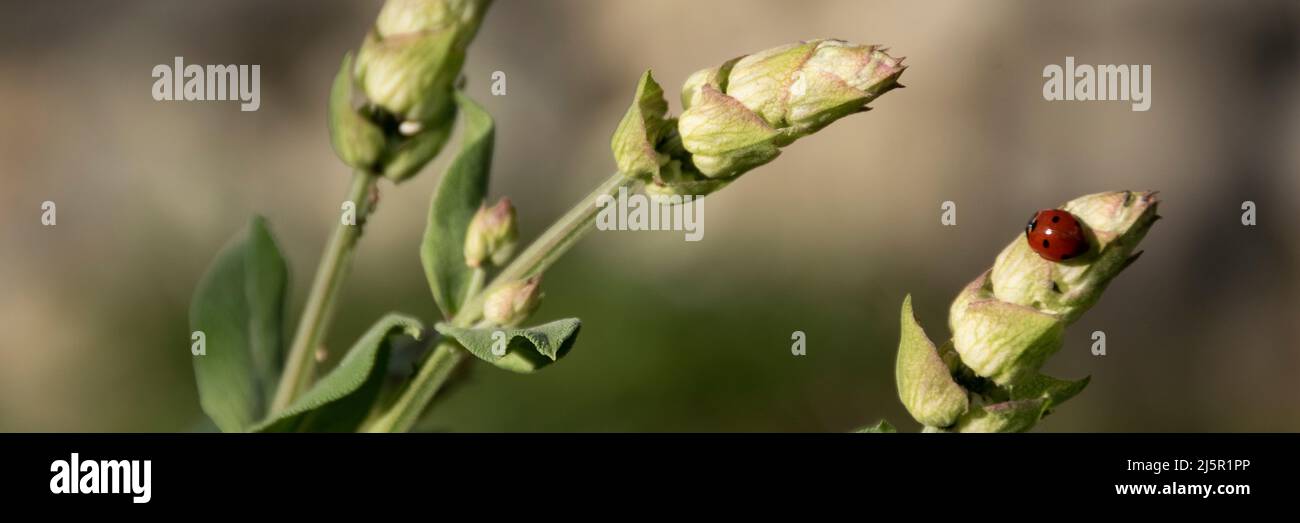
[678,39,905,178]
[895,191,1156,432]
[989,191,1160,323]
[464,198,518,268]
[482,277,542,327]
[332,0,491,182]
[355,0,489,124]
[950,191,1158,387]
[610,39,905,196]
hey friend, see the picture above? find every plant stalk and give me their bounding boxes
[272,170,379,413]
[366,171,637,432]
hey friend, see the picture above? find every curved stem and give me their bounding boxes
[272,170,379,413]
[368,171,637,431]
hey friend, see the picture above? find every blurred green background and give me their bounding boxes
[1,0,1298,432]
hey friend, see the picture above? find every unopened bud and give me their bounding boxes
[610,39,905,196]
[354,0,489,123]
[950,191,1159,387]
[464,198,518,268]
[482,276,542,327]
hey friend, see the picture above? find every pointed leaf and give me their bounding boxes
[896,295,969,428]
[435,318,580,373]
[610,69,669,179]
[255,314,423,432]
[421,93,494,319]
[1011,373,1091,412]
[328,53,384,171]
[953,399,1047,433]
[189,216,288,432]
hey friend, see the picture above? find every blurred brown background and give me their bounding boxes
[1,0,1297,431]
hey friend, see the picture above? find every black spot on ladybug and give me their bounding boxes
[1042,239,1050,248]
[1051,215,1060,223]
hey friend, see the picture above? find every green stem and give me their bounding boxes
[272,170,379,413]
[367,171,637,432]
[458,172,637,326]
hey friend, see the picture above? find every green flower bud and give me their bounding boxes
[354,0,489,124]
[678,39,905,178]
[948,271,1066,386]
[331,0,491,182]
[464,197,518,268]
[895,191,1158,432]
[950,191,1158,386]
[990,191,1160,323]
[610,39,905,196]
[483,276,542,327]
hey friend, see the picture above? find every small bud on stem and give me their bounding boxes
[464,197,519,268]
[482,276,543,327]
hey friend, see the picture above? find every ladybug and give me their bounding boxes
[1025,209,1088,262]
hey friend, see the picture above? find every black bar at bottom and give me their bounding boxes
[2,433,1292,511]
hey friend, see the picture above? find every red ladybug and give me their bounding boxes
[1025,209,1088,261]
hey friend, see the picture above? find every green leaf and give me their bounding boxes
[382,113,455,182]
[1011,373,1090,413]
[435,318,581,373]
[189,216,288,432]
[610,69,669,179]
[255,314,423,432]
[421,92,494,319]
[896,295,969,428]
[855,420,897,433]
[328,53,385,171]
[953,399,1047,433]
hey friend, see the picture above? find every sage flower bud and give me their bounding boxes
[894,191,1158,432]
[950,191,1159,386]
[678,40,905,179]
[483,276,542,327]
[355,0,490,124]
[464,198,518,268]
[611,39,905,196]
[328,0,490,182]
